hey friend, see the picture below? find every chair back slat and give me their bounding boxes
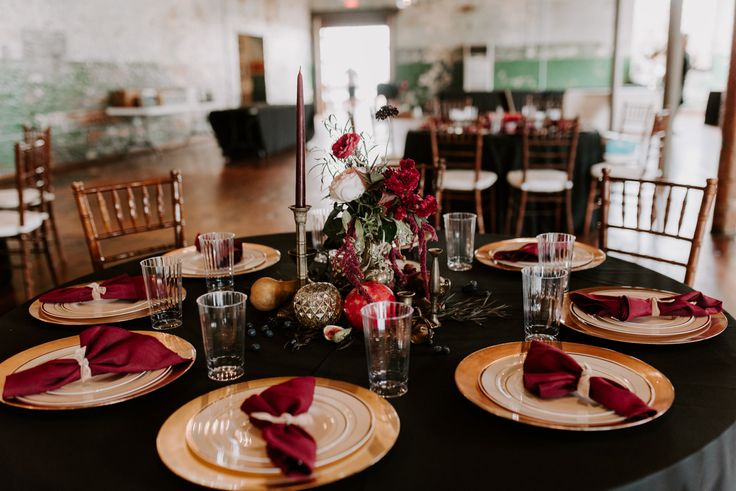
[598,168,718,286]
[141,185,151,227]
[72,170,186,272]
[430,127,483,177]
[521,119,580,182]
[156,182,165,225]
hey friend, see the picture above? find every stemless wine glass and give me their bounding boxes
[536,232,575,290]
[521,265,568,342]
[443,212,477,271]
[198,232,236,292]
[197,291,247,382]
[361,301,414,398]
[140,256,183,330]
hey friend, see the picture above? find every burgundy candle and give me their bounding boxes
[296,69,306,207]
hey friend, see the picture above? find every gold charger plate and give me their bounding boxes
[29,287,188,326]
[455,341,674,431]
[562,286,728,345]
[157,377,400,490]
[474,238,606,272]
[0,331,196,410]
[164,243,281,278]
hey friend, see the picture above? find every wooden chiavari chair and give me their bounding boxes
[430,127,496,233]
[505,118,580,236]
[0,140,59,298]
[72,170,186,272]
[598,168,718,287]
[583,111,671,237]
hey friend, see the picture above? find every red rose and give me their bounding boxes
[415,195,437,219]
[332,133,361,159]
[384,159,420,197]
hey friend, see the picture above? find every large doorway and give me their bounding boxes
[317,24,391,122]
[238,35,266,106]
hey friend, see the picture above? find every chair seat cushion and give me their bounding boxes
[0,188,55,209]
[442,170,497,191]
[506,169,571,193]
[590,162,662,179]
[0,210,48,237]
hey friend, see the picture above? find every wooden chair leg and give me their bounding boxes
[582,175,597,240]
[515,191,528,237]
[474,189,485,234]
[40,226,59,286]
[505,190,515,235]
[47,203,66,268]
[565,189,574,234]
[19,233,33,299]
[489,186,497,233]
[554,198,562,231]
[435,190,443,229]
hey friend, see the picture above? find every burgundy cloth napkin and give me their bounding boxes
[570,291,723,321]
[194,233,244,265]
[523,340,656,420]
[241,377,317,477]
[3,325,190,399]
[38,274,146,304]
[493,243,538,262]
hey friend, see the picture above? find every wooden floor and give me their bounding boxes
[3,112,735,313]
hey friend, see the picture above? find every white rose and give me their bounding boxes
[329,168,367,203]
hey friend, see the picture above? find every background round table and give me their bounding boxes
[1,233,735,491]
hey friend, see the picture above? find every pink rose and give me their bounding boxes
[329,167,367,203]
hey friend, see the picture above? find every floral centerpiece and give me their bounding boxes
[318,106,437,296]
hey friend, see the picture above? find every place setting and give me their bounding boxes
[456,258,675,431]
[563,286,727,344]
[0,325,195,410]
[29,274,155,326]
[474,233,606,272]
[163,232,280,279]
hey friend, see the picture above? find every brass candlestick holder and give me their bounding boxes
[289,205,311,287]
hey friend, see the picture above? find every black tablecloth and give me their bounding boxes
[403,130,604,233]
[2,233,735,491]
[209,104,315,160]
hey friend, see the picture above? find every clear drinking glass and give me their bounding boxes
[196,291,247,382]
[443,212,476,271]
[536,232,575,290]
[198,232,235,292]
[521,265,568,342]
[361,301,414,398]
[140,256,183,330]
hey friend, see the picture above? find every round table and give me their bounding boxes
[2,233,735,491]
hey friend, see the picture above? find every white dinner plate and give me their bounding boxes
[179,247,267,275]
[493,246,593,269]
[478,351,654,426]
[570,288,710,337]
[14,345,171,407]
[41,298,148,320]
[185,384,375,474]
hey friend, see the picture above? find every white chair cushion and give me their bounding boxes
[0,210,48,237]
[602,153,639,166]
[0,188,55,209]
[590,162,662,180]
[442,170,497,191]
[506,169,571,193]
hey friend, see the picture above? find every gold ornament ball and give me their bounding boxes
[292,282,343,330]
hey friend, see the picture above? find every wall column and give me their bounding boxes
[661,0,684,176]
[713,1,736,235]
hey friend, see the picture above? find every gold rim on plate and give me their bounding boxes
[164,243,281,278]
[157,377,400,490]
[28,287,188,326]
[455,341,674,431]
[0,331,196,410]
[562,286,728,345]
[474,238,606,272]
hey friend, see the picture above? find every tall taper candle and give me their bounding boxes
[296,69,306,207]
